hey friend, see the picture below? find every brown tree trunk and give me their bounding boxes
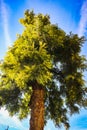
[29,82,45,130]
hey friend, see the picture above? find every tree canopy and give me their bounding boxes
[0,10,87,129]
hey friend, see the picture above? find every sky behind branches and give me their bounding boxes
[0,0,87,130]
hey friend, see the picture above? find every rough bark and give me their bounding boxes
[29,82,45,130]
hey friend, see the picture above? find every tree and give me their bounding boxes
[0,10,87,130]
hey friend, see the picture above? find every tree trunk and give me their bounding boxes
[29,82,45,130]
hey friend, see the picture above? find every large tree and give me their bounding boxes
[0,10,87,130]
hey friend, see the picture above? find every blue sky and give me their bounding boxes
[0,0,87,130]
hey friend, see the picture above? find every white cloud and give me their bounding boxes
[1,0,12,46]
[78,0,87,36]
[0,108,28,130]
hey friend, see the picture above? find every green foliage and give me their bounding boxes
[0,10,87,128]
